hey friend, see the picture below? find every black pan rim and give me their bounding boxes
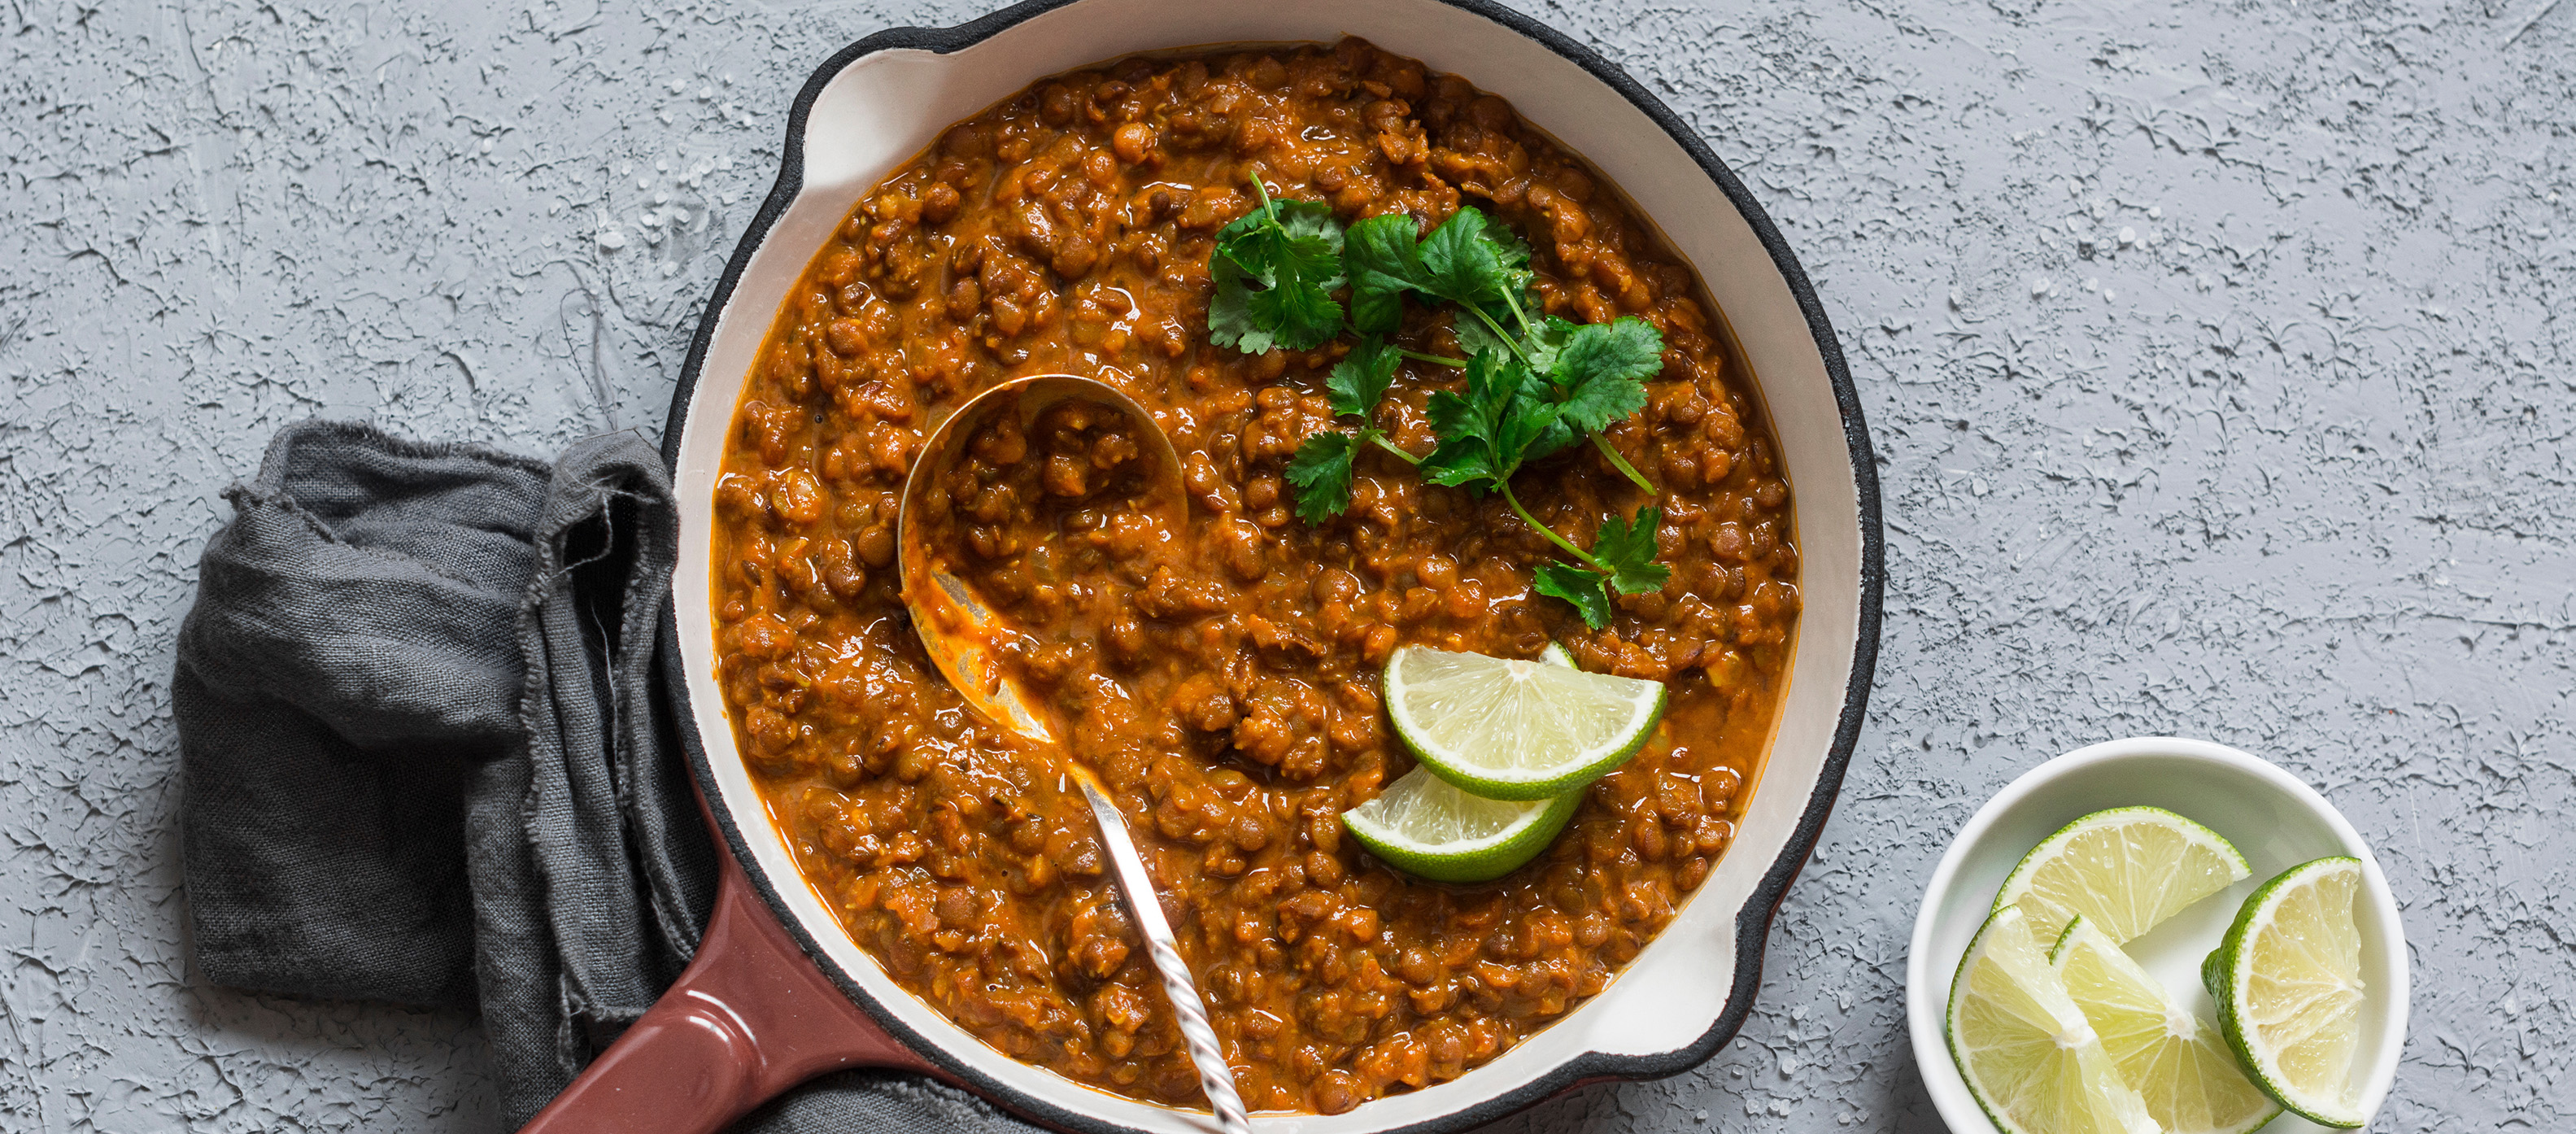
[655,2,1885,1130]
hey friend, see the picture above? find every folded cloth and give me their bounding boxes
[176,420,1023,1132]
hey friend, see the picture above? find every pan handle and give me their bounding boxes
[517,850,939,1134]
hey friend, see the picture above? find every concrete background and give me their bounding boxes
[2,0,2569,1129]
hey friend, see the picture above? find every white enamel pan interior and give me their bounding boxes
[659,2,1883,1131]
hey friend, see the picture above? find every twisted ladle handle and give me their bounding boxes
[1077,778,1253,1134]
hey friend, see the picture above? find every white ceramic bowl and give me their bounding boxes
[1906,736,2408,1133]
[657,1,1884,1131]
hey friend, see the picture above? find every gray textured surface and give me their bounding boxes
[1,0,2567,1130]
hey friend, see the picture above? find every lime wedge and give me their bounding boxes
[1341,765,1581,883]
[2203,857,2368,1127]
[2051,914,2280,1134]
[1538,640,1576,669]
[1949,904,2160,1134]
[1996,806,2251,944]
[1382,644,1664,800]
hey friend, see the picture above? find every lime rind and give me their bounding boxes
[2051,914,2282,1134]
[1383,645,1666,800]
[1947,905,2160,1134]
[1995,805,2252,944]
[1341,766,1582,883]
[1538,640,1576,669]
[2203,856,2369,1129]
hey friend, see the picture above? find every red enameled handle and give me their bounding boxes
[517,847,939,1134]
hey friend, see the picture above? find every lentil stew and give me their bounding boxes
[710,38,1801,1115]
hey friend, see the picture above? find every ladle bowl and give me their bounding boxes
[893,373,1188,748]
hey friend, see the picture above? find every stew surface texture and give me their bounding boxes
[712,39,1801,1114]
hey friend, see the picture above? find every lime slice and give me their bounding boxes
[1538,640,1576,668]
[1382,645,1664,800]
[2051,914,2280,1134]
[2203,857,2368,1127]
[1949,904,2160,1134]
[1996,806,2251,944]
[1341,765,1582,883]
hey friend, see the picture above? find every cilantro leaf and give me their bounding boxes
[1524,413,1583,463]
[1449,311,1515,359]
[1214,187,1346,290]
[1520,314,1578,375]
[1506,319,1589,462]
[1555,364,1651,434]
[1343,214,1425,335]
[1328,336,1401,418]
[1208,180,1348,353]
[1448,311,1659,449]
[1273,194,1346,244]
[1344,207,1532,336]
[1532,563,1614,629]
[1206,258,1267,352]
[1287,337,1407,523]
[1550,316,1663,388]
[1527,507,1666,629]
[1243,266,1345,350]
[1484,220,1535,275]
[1422,349,1555,491]
[1542,316,1664,494]
[1285,430,1364,524]
[1419,394,1502,488]
[1496,370,1562,478]
[1414,207,1532,316]
[1592,505,1672,595]
[1548,316,1663,427]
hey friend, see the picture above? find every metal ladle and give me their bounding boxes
[895,374,1250,1133]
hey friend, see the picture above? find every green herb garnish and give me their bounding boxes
[1419,348,1558,491]
[1345,209,1659,496]
[1209,177,1348,355]
[1215,194,1674,629]
[1415,348,1672,624]
[1344,209,1532,335]
[1530,507,1670,629]
[1283,336,1416,522]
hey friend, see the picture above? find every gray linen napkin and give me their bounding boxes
[175,420,1022,1132]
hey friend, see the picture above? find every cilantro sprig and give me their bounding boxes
[1281,337,1419,522]
[1416,348,1672,623]
[1345,208,1533,336]
[1348,209,1659,495]
[1206,186,1673,629]
[1209,177,1348,355]
[1530,508,1667,628]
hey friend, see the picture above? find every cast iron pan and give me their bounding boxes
[522,2,1882,1131]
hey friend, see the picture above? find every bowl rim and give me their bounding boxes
[1903,735,2411,1132]
[652,1,1886,1129]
